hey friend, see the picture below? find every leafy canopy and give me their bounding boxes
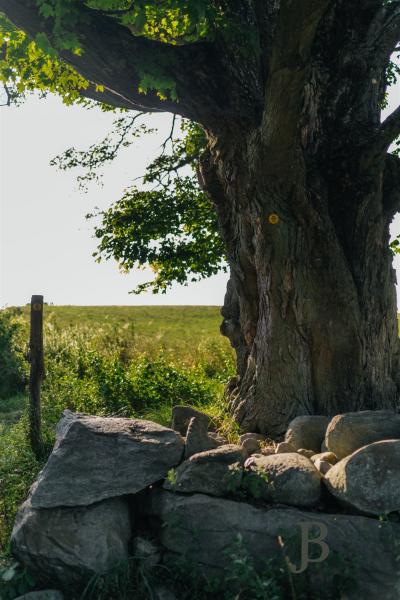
[0,1,224,103]
[0,13,89,105]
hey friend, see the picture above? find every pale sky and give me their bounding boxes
[0,95,228,306]
[1,83,400,307]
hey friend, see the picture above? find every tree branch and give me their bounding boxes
[0,0,224,124]
[377,104,400,152]
[261,0,330,150]
[0,82,11,106]
[369,1,400,66]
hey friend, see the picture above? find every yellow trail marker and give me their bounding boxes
[268,213,279,225]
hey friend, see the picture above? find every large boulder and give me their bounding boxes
[29,411,184,508]
[147,490,400,600]
[324,439,400,515]
[171,406,214,436]
[184,417,221,459]
[324,410,400,459]
[164,445,244,497]
[284,416,330,452]
[11,496,131,586]
[244,453,321,507]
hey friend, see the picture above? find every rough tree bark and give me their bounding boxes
[3,0,400,436]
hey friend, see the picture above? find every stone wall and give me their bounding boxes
[10,408,400,599]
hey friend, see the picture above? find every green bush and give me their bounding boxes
[39,349,221,429]
[0,311,28,400]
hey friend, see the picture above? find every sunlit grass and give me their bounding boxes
[0,395,26,435]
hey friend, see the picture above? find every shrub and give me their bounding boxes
[0,311,28,400]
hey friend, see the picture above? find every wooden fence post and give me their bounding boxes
[29,295,44,458]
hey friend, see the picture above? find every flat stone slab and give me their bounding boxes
[30,410,184,508]
[148,490,400,600]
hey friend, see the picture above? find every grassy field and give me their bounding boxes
[30,304,223,331]
[0,305,235,428]
[12,304,228,365]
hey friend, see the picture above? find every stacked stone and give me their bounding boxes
[11,407,400,600]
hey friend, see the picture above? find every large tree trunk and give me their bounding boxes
[201,136,400,437]
[198,3,400,437]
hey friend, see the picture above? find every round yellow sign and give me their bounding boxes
[33,303,43,311]
[268,213,279,225]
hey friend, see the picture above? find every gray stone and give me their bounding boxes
[14,593,63,600]
[208,431,227,444]
[133,536,161,568]
[30,410,184,508]
[313,458,332,475]
[245,453,263,462]
[147,490,400,600]
[324,410,400,459]
[261,446,276,456]
[285,415,330,452]
[324,439,400,515]
[184,417,221,459]
[239,433,265,443]
[11,496,131,586]
[244,452,321,507]
[297,449,315,459]
[164,444,244,497]
[241,437,262,455]
[171,406,214,436]
[275,441,296,454]
[311,451,337,465]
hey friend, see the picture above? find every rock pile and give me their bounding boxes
[11,407,400,600]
